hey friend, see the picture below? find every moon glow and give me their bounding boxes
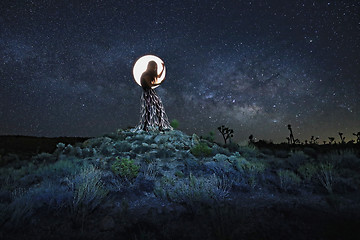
[132,55,166,89]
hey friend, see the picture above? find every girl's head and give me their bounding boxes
[146,61,158,74]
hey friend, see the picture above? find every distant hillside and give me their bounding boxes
[0,135,90,156]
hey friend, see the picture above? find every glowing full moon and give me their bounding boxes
[132,55,166,89]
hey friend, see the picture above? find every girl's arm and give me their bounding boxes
[157,63,165,78]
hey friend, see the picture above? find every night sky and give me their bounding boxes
[1,0,359,143]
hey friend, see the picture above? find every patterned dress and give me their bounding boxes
[135,88,173,131]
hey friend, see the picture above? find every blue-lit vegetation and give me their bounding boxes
[0,128,360,239]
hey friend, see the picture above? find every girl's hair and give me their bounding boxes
[146,61,158,78]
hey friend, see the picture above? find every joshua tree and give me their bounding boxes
[249,134,255,144]
[218,125,234,144]
[353,132,360,143]
[338,132,345,144]
[328,137,335,144]
[287,124,295,144]
[310,136,319,144]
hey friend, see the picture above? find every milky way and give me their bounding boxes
[0,0,359,143]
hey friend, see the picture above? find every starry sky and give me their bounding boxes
[1,0,359,143]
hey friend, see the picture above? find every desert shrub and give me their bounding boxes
[56,142,66,152]
[317,162,335,194]
[4,180,72,219]
[224,142,239,152]
[62,144,76,155]
[143,163,159,181]
[157,173,231,212]
[242,161,266,188]
[3,188,35,228]
[211,145,231,156]
[175,170,185,178]
[31,152,56,163]
[184,158,201,171]
[303,147,317,158]
[85,137,112,149]
[64,164,108,227]
[0,203,8,226]
[260,148,273,156]
[263,155,286,169]
[287,151,308,168]
[277,169,301,192]
[0,154,20,167]
[203,131,215,142]
[233,158,266,189]
[170,119,179,129]
[0,169,14,190]
[0,163,37,190]
[274,150,289,158]
[232,157,250,172]
[238,145,259,158]
[34,158,82,179]
[99,140,115,155]
[155,148,175,158]
[133,144,151,154]
[318,152,342,166]
[30,180,72,211]
[298,163,318,182]
[340,150,360,169]
[80,147,95,158]
[239,160,266,174]
[190,142,212,157]
[114,141,132,152]
[111,157,140,180]
[105,177,123,192]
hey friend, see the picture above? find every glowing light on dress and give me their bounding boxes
[132,55,166,89]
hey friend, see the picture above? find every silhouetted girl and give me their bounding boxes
[136,61,172,131]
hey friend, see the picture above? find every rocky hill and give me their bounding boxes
[1,129,360,240]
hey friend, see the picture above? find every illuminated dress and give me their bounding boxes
[135,61,172,131]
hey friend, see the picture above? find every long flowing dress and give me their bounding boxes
[135,88,173,131]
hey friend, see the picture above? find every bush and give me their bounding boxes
[203,131,215,142]
[34,158,82,179]
[233,157,250,172]
[224,142,239,152]
[65,164,108,227]
[155,148,175,158]
[31,152,56,163]
[287,151,308,168]
[322,149,360,170]
[132,144,151,154]
[277,169,301,192]
[156,173,231,212]
[298,163,317,182]
[30,180,72,211]
[274,150,289,158]
[190,142,212,157]
[4,188,35,228]
[317,162,335,194]
[238,145,259,159]
[170,119,179,129]
[111,157,140,180]
[143,163,159,181]
[233,158,265,189]
[114,141,132,152]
